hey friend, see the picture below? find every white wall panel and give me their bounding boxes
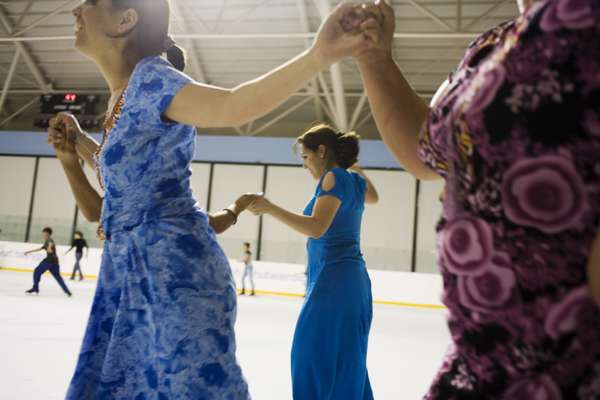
[29,158,76,246]
[415,179,445,274]
[0,156,36,242]
[261,166,315,264]
[361,170,416,272]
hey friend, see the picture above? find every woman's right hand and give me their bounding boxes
[354,0,395,65]
[47,113,83,166]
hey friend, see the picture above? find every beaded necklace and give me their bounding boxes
[94,90,125,241]
[94,91,125,191]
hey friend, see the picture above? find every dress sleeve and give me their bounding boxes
[316,168,347,202]
[127,57,194,125]
[417,21,514,179]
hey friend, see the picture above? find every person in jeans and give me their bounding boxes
[25,227,72,296]
[66,230,88,281]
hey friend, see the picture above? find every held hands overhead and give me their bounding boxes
[312,1,393,67]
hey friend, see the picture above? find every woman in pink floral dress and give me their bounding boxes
[356,0,600,398]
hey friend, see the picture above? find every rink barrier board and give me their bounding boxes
[0,266,446,310]
[1,240,446,309]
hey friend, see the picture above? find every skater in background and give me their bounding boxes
[248,124,379,399]
[24,227,72,297]
[46,0,380,397]
[65,230,88,281]
[240,242,255,296]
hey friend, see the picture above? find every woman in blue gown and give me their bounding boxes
[47,1,382,398]
[248,124,379,399]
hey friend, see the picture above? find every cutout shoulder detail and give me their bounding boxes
[321,171,337,192]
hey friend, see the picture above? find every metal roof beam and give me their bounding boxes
[313,0,347,131]
[463,0,509,31]
[11,0,80,38]
[296,0,323,122]
[171,0,207,83]
[14,0,35,30]
[405,0,455,32]
[0,5,51,92]
[0,47,20,114]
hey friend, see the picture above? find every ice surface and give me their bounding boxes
[0,270,451,400]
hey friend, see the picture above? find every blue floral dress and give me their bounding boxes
[66,56,249,399]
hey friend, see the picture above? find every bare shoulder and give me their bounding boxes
[321,171,337,192]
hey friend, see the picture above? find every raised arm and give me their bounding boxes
[248,172,341,239]
[24,247,44,255]
[165,4,380,128]
[355,1,440,180]
[49,114,103,222]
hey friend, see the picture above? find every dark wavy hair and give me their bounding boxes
[296,124,360,169]
[111,0,186,71]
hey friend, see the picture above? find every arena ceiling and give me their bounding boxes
[0,0,517,138]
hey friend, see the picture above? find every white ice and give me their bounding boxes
[0,270,451,400]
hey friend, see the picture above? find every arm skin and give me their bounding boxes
[208,194,258,234]
[249,171,341,239]
[357,56,440,180]
[165,50,323,128]
[349,165,379,204]
[164,4,381,128]
[75,133,100,171]
[60,159,103,222]
[24,247,44,255]
[355,1,440,180]
[589,227,600,308]
[48,117,103,222]
[208,210,239,235]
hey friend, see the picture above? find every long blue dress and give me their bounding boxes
[66,56,249,399]
[292,167,374,400]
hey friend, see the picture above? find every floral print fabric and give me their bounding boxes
[66,56,249,399]
[418,0,600,398]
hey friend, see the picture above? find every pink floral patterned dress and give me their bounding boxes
[418,0,600,398]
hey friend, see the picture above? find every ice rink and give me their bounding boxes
[0,269,451,400]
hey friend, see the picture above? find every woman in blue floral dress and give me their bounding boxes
[47,1,382,398]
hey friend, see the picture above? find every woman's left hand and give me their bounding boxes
[248,197,272,216]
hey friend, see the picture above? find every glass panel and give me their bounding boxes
[415,179,445,274]
[361,170,416,271]
[0,156,36,242]
[29,158,76,246]
[261,166,315,264]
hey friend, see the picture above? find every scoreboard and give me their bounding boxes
[35,93,101,129]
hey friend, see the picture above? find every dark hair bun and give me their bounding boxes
[166,44,186,72]
[334,132,360,169]
[296,124,360,169]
